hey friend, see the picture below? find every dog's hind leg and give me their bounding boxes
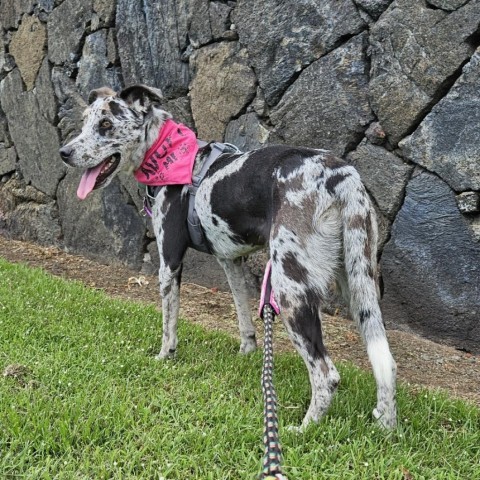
[280,300,340,430]
[337,177,397,429]
[270,214,342,429]
[217,258,257,354]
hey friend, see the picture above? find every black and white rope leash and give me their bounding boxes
[260,302,287,479]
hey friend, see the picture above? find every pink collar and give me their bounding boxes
[134,119,199,186]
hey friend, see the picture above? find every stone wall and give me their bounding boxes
[0,0,479,352]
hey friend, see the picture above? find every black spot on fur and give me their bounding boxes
[212,217,218,226]
[272,250,278,262]
[109,100,126,119]
[325,172,351,195]
[290,289,326,360]
[160,186,191,268]
[323,153,347,169]
[359,309,371,324]
[282,252,308,284]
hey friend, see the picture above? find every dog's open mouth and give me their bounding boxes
[77,154,120,200]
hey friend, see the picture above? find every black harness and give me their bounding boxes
[144,142,241,254]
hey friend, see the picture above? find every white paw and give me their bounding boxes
[155,348,176,360]
[239,338,257,354]
[286,425,304,434]
[373,407,397,430]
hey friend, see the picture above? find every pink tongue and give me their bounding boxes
[77,162,105,200]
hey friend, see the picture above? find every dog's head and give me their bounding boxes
[59,85,171,199]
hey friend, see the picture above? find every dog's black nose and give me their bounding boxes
[59,146,73,163]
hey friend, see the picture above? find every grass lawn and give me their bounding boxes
[0,258,479,479]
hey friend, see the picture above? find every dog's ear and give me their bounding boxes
[119,85,164,114]
[88,87,116,105]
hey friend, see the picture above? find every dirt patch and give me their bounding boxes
[0,235,478,406]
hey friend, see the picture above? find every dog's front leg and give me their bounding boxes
[153,186,189,360]
[156,261,182,360]
[217,258,257,354]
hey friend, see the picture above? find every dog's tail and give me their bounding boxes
[330,166,382,336]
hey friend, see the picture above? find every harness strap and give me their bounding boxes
[187,142,240,254]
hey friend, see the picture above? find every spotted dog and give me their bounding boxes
[60,85,397,430]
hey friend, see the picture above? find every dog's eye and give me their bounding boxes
[99,119,112,130]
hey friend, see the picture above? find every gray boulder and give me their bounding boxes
[189,42,256,141]
[8,14,46,91]
[369,0,480,145]
[0,68,64,197]
[400,49,480,192]
[47,0,93,64]
[0,145,16,176]
[426,0,469,10]
[353,0,393,19]
[0,0,36,30]
[270,33,373,156]
[76,29,123,99]
[0,176,61,245]
[116,0,190,97]
[348,140,413,219]
[381,171,480,353]
[225,113,270,152]
[234,0,365,106]
[57,171,147,269]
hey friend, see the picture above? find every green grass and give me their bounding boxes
[0,258,479,479]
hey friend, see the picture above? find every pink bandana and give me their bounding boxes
[134,119,199,186]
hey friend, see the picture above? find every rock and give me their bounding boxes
[209,1,233,40]
[92,0,115,27]
[52,67,88,142]
[9,15,46,91]
[57,172,147,269]
[47,0,93,64]
[399,49,480,192]
[0,0,35,30]
[0,68,64,197]
[189,42,256,141]
[426,0,469,10]
[456,192,480,213]
[36,0,55,13]
[181,249,231,291]
[188,0,212,48]
[365,121,387,145]
[353,0,393,19]
[234,0,365,106]
[76,29,123,99]
[270,33,373,156]
[0,112,11,146]
[224,113,270,152]
[348,140,413,219]
[469,215,480,242]
[106,28,118,65]
[162,96,194,127]
[116,0,190,97]
[381,171,480,353]
[369,0,480,145]
[35,58,57,125]
[0,145,17,176]
[0,177,62,245]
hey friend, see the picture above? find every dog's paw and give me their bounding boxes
[155,348,176,361]
[239,339,257,354]
[285,425,304,434]
[373,407,397,430]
